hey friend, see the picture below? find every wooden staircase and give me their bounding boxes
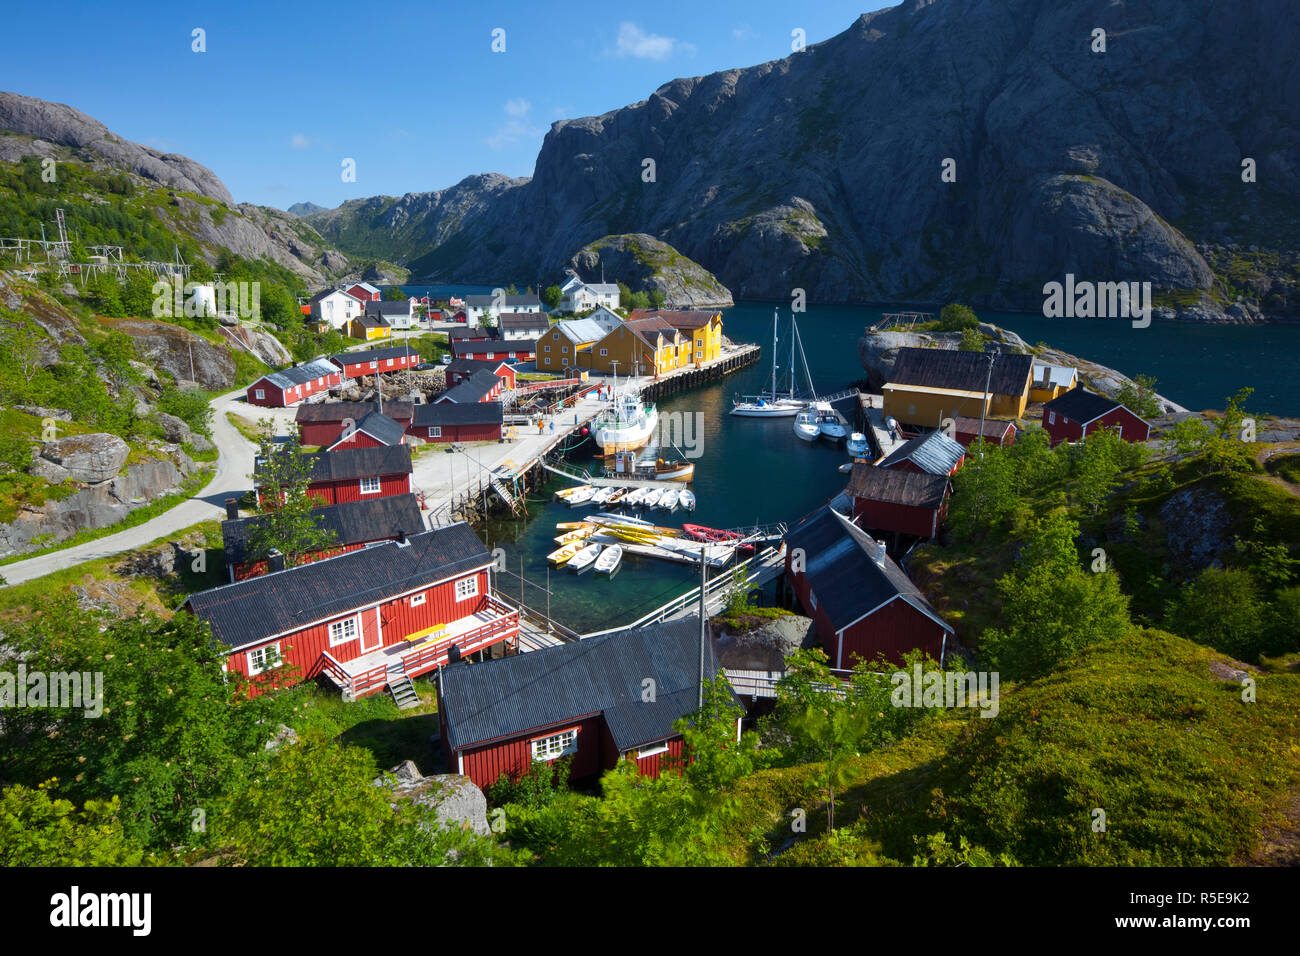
[388,674,421,710]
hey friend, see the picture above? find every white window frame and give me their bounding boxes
[600,348,608,356]
[387,359,394,367]
[1048,411,1056,425]
[246,642,282,675]
[454,575,479,602]
[544,345,551,353]
[636,742,669,760]
[328,615,361,647]
[254,389,265,400]
[428,426,441,438]
[531,728,578,762]
[359,476,382,495]
[410,592,426,607]
[370,361,378,370]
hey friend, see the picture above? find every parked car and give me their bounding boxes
[440,354,452,365]
[414,362,437,371]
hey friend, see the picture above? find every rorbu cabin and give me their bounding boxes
[433,368,503,404]
[438,616,732,789]
[845,464,951,540]
[950,416,1017,449]
[330,347,419,380]
[408,402,503,443]
[246,359,341,408]
[1042,387,1151,447]
[877,429,966,476]
[254,445,414,507]
[184,522,519,700]
[445,359,517,390]
[326,410,408,451]
[296,401,414,448]
[784,505,953,669]
[221,493,426,582]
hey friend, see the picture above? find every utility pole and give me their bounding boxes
[698,544,708,709]
[978,346,1000,458]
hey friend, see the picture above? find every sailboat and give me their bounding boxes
[731,309,805,417]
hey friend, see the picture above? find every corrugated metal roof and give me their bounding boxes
[451,338,536,357]
[256,445,412,484]
[889,347,1034,398]
[440,617,720,752]
[295,401,414,424]
[222,493,424,564]
[436,369,499,403]
[1032,363,1077,388]
[349,410,406,446]
[464,294,541,308]
[185,522,489,649]
[331,347,416,366]
[845,464,950,509]
[499,312,549,331]
[550,317,616,344]
[878,431,966,475]
[261,358,339,390]
[626,309,720,329]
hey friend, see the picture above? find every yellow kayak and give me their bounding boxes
[555,521,596,531]
[554,527,597,545]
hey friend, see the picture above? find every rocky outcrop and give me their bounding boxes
[220,325,291,369]
[711,613,818,671]
[100,317,236,389]
[308,1,1300,323]
[38,433,129,483]
[155,412,213,453]
[376,761,490,836]
[568,234,733,307]
[1159,487,1234,573]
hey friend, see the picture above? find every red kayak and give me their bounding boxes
[682,524,755,551]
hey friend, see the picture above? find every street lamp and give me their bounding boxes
[978,346,1001,458]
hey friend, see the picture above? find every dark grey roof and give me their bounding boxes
[784,505,952,635]
[1043,387,1129,424]
[464,293,540,309]
[309,288,357,304]
[440,617,720,753]
[187,522,489,650]
[364,300,413,316]
[446,358,512,377]
[330,347,417,366]
[437,368,499,403]
[845,464,950,509]
[498,312,549,332]
[450,338,535,357]
[301,445,412,482]
[222,493,424,565]
[448,325,498,341]
[889,347,1034,397]
[411,401,503,427]
[347,410,406,446]
[951,416,1016,439]
[352,314,391,328]
[296,401,414,424]
[878,430,966,475]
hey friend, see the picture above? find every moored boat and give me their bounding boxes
[794,410,820,441]
[567,543,602,573]
[660,488,680,510]
[846,432,869,457]
[594,544,622,575]
[679,489,696,511]
[642,487,665,508]
[546,540,586,565]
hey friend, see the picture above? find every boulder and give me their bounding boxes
[264,723,299,752]
[28,456,71,485]
[39,433,129,483]
[375,763,490,836]
[13,404,72,421]
[1159,486,1232,571]
[711,613,818,671]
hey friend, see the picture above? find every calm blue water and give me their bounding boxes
[396,291,1296,633]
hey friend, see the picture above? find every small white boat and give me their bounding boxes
[794,410,820,441]
[567,543,602,573]
[622,488,647,507]
[594,544,622,575]
[555,484,593,501]
[679,489,696,511]
[846,432,869,457]
[589,487,615,505]
[814,403,848,440]
[565,486,596,506]
[838,462,854,473]
[660,488,680,510]
[642,487,665,508]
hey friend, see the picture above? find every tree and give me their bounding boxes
[1,784,150,866]
[247,421,338,566]
[948,440,1018,541]
[626,290,651,310]
[1115,374,1161,419]
[1164,568,1269,660]
[937,303,979,332]
[649,289,666,309]
[616,280,632,305]
[786,692,870,832]
[958,327,986,352]
[0,315,47,387]
[541,285,562,309]
[383,285,407,301]
[671,673,756,794]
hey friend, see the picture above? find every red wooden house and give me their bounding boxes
[434,368,502,403]
[450,338,536,362]
[409,402,503,443]
[845,464,951,540]
[254,445,414,507]
[221,493,425,582]
[330,347,419,380]
[296,401,414,447]
[326,410,407,451]
[878,430,966,476]
[784,505,953,669]
[184,522,519,700]
[246,359,341,408]
[1042,387,1151,446]
[438,616,733,787]
[448,326,496,342]
[445,359,517,390]
[951,416,1016,449]
[344,282,382,303]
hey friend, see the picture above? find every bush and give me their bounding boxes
[936,303,979,332]
[157,385,214,438]
[485,758,571,810]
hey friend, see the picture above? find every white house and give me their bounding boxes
[559,275,621,313]
[366,299,418,330]
[310,289,364,330]
[464,293,541,325]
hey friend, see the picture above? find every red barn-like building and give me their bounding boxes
[255,445,414,507]
[296,401,414,447]
[951,416,1016,449]
[450,338,536,362]
[247,359,341,408]
[438,616,732,787]
[184,523,519,700]
[445,359,517,391]
[409,402,503,443]
[1042,388,1151,446]
[784,505,953,669]
[326,410,407,451]
[344,282,382,303]
[434,368,502,403]
[330,347,418,380]
[846,464,951,540]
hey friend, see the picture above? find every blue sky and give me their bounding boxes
[2,0,884,210]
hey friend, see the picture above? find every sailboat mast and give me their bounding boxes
[771,309,778,399]
[789,314,796,397]
[794,317,818,402]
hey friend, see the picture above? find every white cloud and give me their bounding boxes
[486,99,542,150]
[732,24,758,42]
[614,22,694,60]
[289,133,313,150]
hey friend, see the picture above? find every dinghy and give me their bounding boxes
[594,544,622,575]
[567,543,602,573]
[678,489,696,511]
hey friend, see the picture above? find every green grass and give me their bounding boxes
[281,679,443,773]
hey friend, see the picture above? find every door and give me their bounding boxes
[360,606,383,652]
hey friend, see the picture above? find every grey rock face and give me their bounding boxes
[1159,487,1233,571]
[106,319,236,389]
[376,764,491,836]
[568,234,734,307]
[39,433,130,483]
[712,614,818,671]
[155,412,214,453]
[222,325,292,368]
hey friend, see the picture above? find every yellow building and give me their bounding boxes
[881,347,1034,428]
[347,315,392,341]
[535,314,623,372]
[586,316,687,377]
[627,310,724,366]
[1028,363,1079,404]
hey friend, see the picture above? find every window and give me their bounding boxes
[544,345,551,353]
[809,589,818,611]
[562,345,569,353]
[636,742,669,760]
[370,361,378,370]
[455,576,478,601]
[387,359,394,367]
[359,476,381,494]
[1048,411,1056,425]
[410,592,426,607]
[696,350,703,359]
[247,643,282,675]
[531,729,578,761]
[600,348,608,356]
[328,616,359,646]
[508,352,516,359]
[254,389,265,400]
[428,426,441,438]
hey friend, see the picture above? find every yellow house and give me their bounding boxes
[347,315,392,341]
[882,347,1034,428]
[627,310,724,366]
[587,316,686,377]
[535,314,622,372]
[1029,363,1079,404]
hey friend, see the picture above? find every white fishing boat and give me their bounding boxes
[594,544,622,575]
[794,409,820,441]
[846,432,869,457]
[679,489,696,511]
[593,382,658,451]
[642,487,665,508]
[660,488,681,510]
[732,309,805,417]
[555,484,593,502]
[565,486,597,506]
[567,543,602,573]
[589,487,615,505]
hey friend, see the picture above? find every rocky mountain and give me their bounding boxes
[308,0,1300,322]
[0,90,350,285]
[567,234,733,308]
[287,201,327,217]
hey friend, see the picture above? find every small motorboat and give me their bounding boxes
[554,526,596,545]
[815,403,848,441]
[594,544,622,575]
[567,543,602,573]
[846,432,869,457]
[642,487,665,508]
[589,487,614,505]
[678,489,696,511]
[837,462,854,473]
[660,489,680,510]
[794,409,820,441]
